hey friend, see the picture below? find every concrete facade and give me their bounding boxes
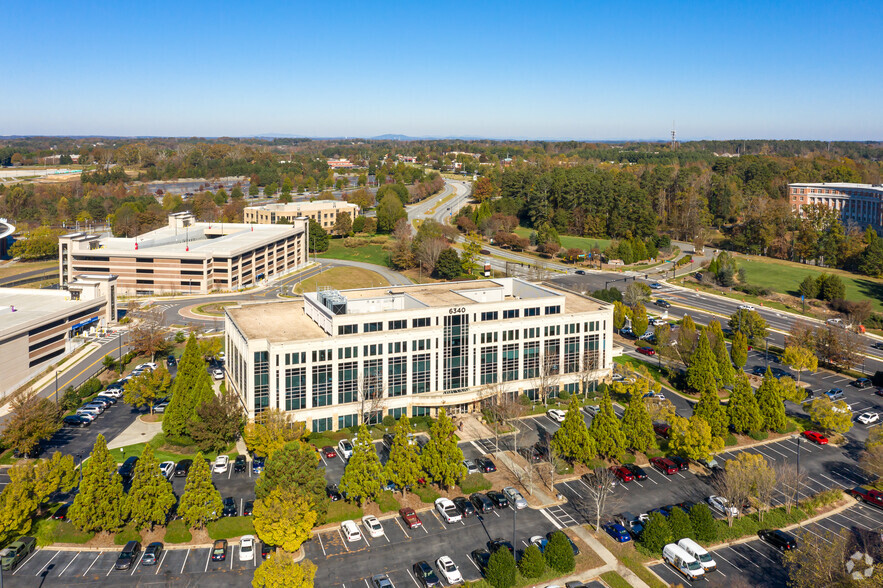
[789,182,883,230]
[243,201,359,232]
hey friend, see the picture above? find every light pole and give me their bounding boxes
[54,370,60,406]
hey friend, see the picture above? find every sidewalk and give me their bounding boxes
[107,415,163,450]
[453,413,495,442]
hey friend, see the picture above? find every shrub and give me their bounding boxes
[725,434,738,446]
[343,237,362,248]
[639,512,672,553]
[486,547,516,588]
[517,544,546,579]
[544,531,575,573]
[667,506,693,541]
[689,503,717,543]
[748,430,769,441]
[381,415,396,427]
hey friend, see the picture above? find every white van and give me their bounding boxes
[677,538,716,572]
[662,543,705,579]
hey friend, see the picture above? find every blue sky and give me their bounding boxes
[2,1,881,140]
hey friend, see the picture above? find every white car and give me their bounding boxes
[651,318,667,326]
[217,351,226,361]
[707,495,739,517]
[98,389,123,399]
[337,439,354,459]
[858,412,880,425]
[361,515,384,537]
[212,368,224,380]
[435,498,462,523]
[341,520,362,542]
[738,304,755,311]
[77,406,102,417]
[611,374,624,382]
[463,459,480,475]
[585,405,601,416]
[213,455,229,473]
[547,409,566,423]
[137,362,157,371]
[159,461,175,479]
[503,486,528,509]
[239,535,255,561]
[436,555,463,583]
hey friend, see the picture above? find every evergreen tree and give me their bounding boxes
[860,231,883,277]
[434,248,462,280]
[687,331,719,394]
[127,444,176,530]
[420,409,466,488]
[253,487,317,553]
[621,392,655,453]
[68,434,128,533]
[550,395,597,463]
[517,543,546,579]
[678,315,698,361]
[727,373,764,434]
[668,505,694,541]
[255,441,326,510]
[693,384,729,438]
[178,451,223,529]
[731,331,748,369]
[486,547,517,588]
[798,274,819,299]
[384,416,424,495]
[639,511,672,553]
[588,391,625,458]
[631,302,649,339]
[711,327,735,387]
[339,423,383,505]
[689,503,717,543]
[308,219,329,252]
[756,369,787,432]
[544,531,575,573]
[163,334,215,443]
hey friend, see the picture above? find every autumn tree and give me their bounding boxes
[806,397,853,434]
[124,366,172,414]
[244,409,305,458]
[421,408,466,489]
[728,308,768,344]
[669,415,723,462]
[0,452,76,544]
[69,434,128,532]
[782,528,850,588]
[190,388,246,453]
[128,306,170,361]
[631,303,649,339]
[253,487,317,553]
[252,553,316,588]
[472,177,497,203]
[781,345,818,386]
[127,444,176,530]
[2,391,61,457]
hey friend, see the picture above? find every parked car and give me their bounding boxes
[653,423,671,438]
[470,492,495,513]
[222,497,237,517]
[487,490,509,509]
[64,415,91,427]
[585,405,601,416]
[453,496,475,517]
[233,455,247,472]
[859,412,880,425]
[211,539,228,561]
[771,367,795,380]
[825,388,845,401]
[166,356,177,367]
[623,463,648,480]
[153,402,169,414]
[751,365,768,376]
[603,522,632,543]
[609,465,634,483]
[118,457,138,481]
[644,391,666,401]
[503,486,528,509]
[212,368,224,380]
[470,549,491,573]
[669,456,690,471]
[213,455,229,473]
[0,536,36,571]
[547,408,566,422]
[252,456,265,474]
[51,503,71,520]
[261,543,275,560]
[651,318,667,327]
[239,535,255,561]
[636,346,656,356]
[321,445,337,459]
[758,529,797,551]
[399,508,422,529]
[853,378,873,389]
[436,555,463,583]
[650,282,662,289]
[337,439,354,460]
[615,512,645,539]
[159,461,175,479]
[371,574,394,588]
[174,459,192,477]
[115,540,141,570]
[847,486,883,509]
[477,457,496,473]
[707,495,739,517]
[463,459,480,474]
[242,500,254,516]
[341,520,362,542]
[142,542,163,566]
[435,498,462,523]
[487,538,515,554]
[802,430,829,445]
[326,485,342,501]
[412,560,441,587]
[362,515,384,537]
[650,457,678,475]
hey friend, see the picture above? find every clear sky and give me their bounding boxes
[2,1,881,140]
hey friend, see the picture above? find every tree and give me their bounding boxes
[517,543,545,579]
[639,512,672,553]
[544,531,575,573]
[693,384,729,438]
[249,183,260,197]
[178,452,223,529]
[755,369,787,431]
[613,301,628,331]
[817,273,845,301]
[339,423,383,504]
[333,211,352,236]
[623,282,652,306]
[421,409,466,489]
[8,226,62,259]
[461,234,482,275]
[103,354,120,374]
[689,503,717,543]
[782,528,849,588]
[751,455,777,522]
[252,553,316,588]
[472,177,497,203]
[0,452,76,544]
[434,248,462,279]
[384,416,423,495]
[667,505,693,541]
[254,441,326,519]
[806,397,853,434]
[244,409,305,459]
[687,331,720,395]
[730,330,748,369]
[124,367,172,414]
[621,391,655,453]
[631,303,649,339]
[376,194,407,233]
[669,415,723,462]
[389,224,416,270]
[711,327,735,387]
[781,345,817,386]
[164,334,216,443]
[775,461,808,515]
[676,315,698,364]
[579,467,620,534]
[798,275,818,299]
[728,309,768,344]
[726,373,763,434]
[253,487,317,553]
[486,547,517,588]
[2,391,61,457]
[128,307,170,361]
[308,219,329,252]
[550,396,596,463]
[588,391,625,458]
[190,389,246,453]
[69,434,127,532]
[127,444,176,530]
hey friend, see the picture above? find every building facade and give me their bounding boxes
[243,201,359,232]
[224,278,613,431]
[58,212,308,296]
[788,183,883,230]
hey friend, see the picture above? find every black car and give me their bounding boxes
[174,459,192,477]
[758,529,797,551]
[751,365,767,376]
[853,378,873,389]
[623,463,647,480]
[477,457,496,473]
[211,540,227,561]
[470,492,495,513]
[242,500,254,516]
[142,542,163,566]
[654,299,671,308]
[412,561,441,587]
[546,531,580,555]
[261,543,275,559]
[669,456,690,471]
[487,490,509,509]
[471,549,491,572]
[115,541,141,570]
[453,496,475,517]
[326,485,342,501]
[519,446,542,462]
[233,455,247,473]
[51,503,71,520]
[221,497,237,517]
[118,457,138,481]
[63,415,90,428]
[166,356,177,367]
[771,367,795,380]
[487,538,514,554]
[873,342,883,350]
[382,433,395,447]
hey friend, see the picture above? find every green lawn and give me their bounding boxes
[513,226,612,252]
[206,516,255,540]
[164,520,192,543]
[109,435,235,464]
[317,238,390,267]
[325,500,363,524]
[737,256,883,312]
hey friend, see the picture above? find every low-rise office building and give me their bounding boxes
[243,201,359,232]
[58,212,308,296]
[225,278,613,430]
[789,182,883,230]
[0,274,118,396]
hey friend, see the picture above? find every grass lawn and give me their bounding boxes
[109,435,233,464]
[601,571,632,588]
[164,520,192,543]
[114,523,141,545]
[459,473,491,494]
[0,259,57,280]
[295,266,389,294]
[412,485,441,504]
[375,491,401,513]
[317,237,390,266]
[326,500,363,524]
[514,226,612,252]
[206,516,255,540]
[33,519,94,547]
[735,255,883,312]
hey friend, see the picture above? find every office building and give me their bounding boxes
[789,183,883,230]
[243,200,359,232]
[224,278,613,430]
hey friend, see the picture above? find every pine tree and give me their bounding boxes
[178,451,222,529]
[339,423,383,504]
[689,503,717,543]
[727,373,764,434]
[544,531,575,573]
[678,315,698,361]
[711,325,736,387]
[550,396,597,463]
[163,334,215,442]
[631,302,649,339]
[687,331,719,394]
[693,384,729,438]
[127,444,176,530]
[621,392,655,453]
[517,543,546,579]
[253,487,317,553]
[756,369,787,432]
[668,505,694,541]
[384,416,424,495]
[420,409,466,489]
[588,391,626,458]
[254,440,326,507]
[731,331,748,369]
[68,434,128,533]
[639,512,673,553]
[486,547,517,588]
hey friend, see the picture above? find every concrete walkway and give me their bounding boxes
[453,413,495,442]
[108,415,163,450]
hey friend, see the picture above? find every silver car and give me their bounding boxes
[463,459,480,475]
[502,486,528,509]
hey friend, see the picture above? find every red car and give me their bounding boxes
[652,423,670,438]
[650,457,678,475]
[609,465,634,483]
[322,446,337,458]
[847,486,883,509]
[636,347,656,356]
[802,430,828,445]
[399,507,422,529]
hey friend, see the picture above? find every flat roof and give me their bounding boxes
[790,182,883,190]
[227,300,327,343]
[0,288,101,335]
[245,200,358,211]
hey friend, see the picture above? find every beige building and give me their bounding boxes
[0,274,117,396]
[243,201,359,232]
[58,212,308,296]
[789,182,883,231]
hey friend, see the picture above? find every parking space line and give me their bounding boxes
[338,529,350,551]
[431,510,445,526]
[728,546,762,568]
[742,542,777,564]
[361,526,371,547]
[155,549,167,574]
[181,548,190,573]
[60,552,79,576]
[801,524,834,544]
[131,552,144,575]
[712,549,739,571]
[204,547,212,572]
[317,532,327,556]
[230,545,235,569]
[422,520,430,532]
[408,569,421,587]
[12,549,40,575]
[106,558,116,576]
[852,507,883,526]
[539,508,563,529]
[395,517,410,539]
[35,551,59,576]
[755,445,785,460]
[468,552,481,571]
[84,553,100,576]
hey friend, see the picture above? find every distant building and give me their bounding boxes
[58,212,307,296]
[327,158,354,169]
[788,183,883,230]
[243,201,360,232]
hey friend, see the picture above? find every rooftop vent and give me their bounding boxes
[318,286,348,315]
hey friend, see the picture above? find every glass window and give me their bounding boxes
[525,307,540,317]
[364,322,382,333]
[502,344,519,382]
[388,356,408,397]
[388,319,407,330]
[284,367,306,410]
[480,346,498,385]
[338,362,357,404]
[412,353,431,394]
[503,309,519,320]
[312,417,332,433]
[545,305,561,315]
[311,364,333,407]
[253,351,269,414]
[412,317,431,328]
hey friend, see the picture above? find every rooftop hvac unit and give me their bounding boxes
[318,286,348,315]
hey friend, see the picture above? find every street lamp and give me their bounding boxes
[54,370,60,405]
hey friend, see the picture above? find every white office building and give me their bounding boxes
[224,278,613,431]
